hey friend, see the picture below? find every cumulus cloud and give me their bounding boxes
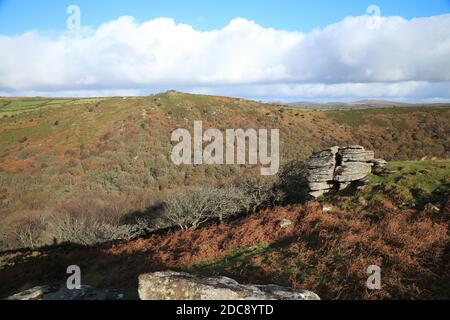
[0,14,449,100]
[191,81,450,100]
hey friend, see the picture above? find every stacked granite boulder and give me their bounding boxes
[307,145,386,198]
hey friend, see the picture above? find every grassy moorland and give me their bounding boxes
[0,92,449,300]
[0,160,448,299]
[0,92,448,249]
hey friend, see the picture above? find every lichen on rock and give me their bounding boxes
[138,271,320,300]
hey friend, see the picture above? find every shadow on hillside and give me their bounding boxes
[411,182,450,209]
[0,242,161,299]
[0,234,299,299]
[186,236,298,285]
[275,159,310,204]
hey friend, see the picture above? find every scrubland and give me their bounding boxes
[0,92,449,299]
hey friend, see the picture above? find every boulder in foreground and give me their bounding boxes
[138,271,320,300]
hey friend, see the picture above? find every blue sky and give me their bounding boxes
[0,0,449,101]
[1,0,449,35]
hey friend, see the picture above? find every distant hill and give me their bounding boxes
[286,99,450,110]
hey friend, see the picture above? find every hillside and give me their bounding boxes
[0,91,449,249]
[0,92,449,299]
[0,160,449,299]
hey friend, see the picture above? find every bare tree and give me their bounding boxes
[13,215,48,249]
[163,186,247,230]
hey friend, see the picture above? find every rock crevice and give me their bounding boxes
[307,145,386,198]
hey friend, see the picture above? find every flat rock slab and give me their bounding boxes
[308,181,334,191]
[139,271,320,300]
[334,162,373,182]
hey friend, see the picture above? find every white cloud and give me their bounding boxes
[0,14,450,100]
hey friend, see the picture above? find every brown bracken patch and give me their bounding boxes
[0,200,449,300]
